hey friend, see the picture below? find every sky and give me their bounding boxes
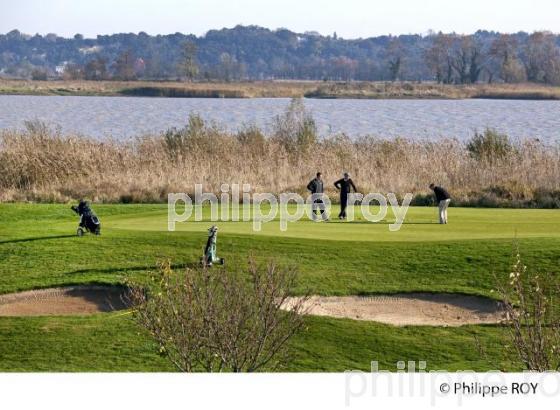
[1,0,559,39]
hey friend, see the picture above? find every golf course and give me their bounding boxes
[1,203,559,371]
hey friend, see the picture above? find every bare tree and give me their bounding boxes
[386,38,404,82]
[450,36,487,84]
[522,32,547,82]
[424,33,454,83]
[540,35,560,86]
[113,49,136,81]
[521,31,560,85]
[450,37,469,84]
[216,52,246,82]
[128,259,308,372]
[495,247,560,371]
[31,68,47,81]
[84,56,109,81]
[62,63,84,80]
[177,40,199,81]
[219,52,234,82]
[331,56,358,81]
[490,34,525,83]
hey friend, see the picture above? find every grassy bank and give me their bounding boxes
[1,115,559,206]
[1,79,560,100]
[0,79,315,98]
[2,203,559,371]
[305,82,560,100]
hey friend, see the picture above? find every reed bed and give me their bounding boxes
[305,82,560,100]
[2,79,560,100]
[0,79,315,98]
[1,109,559,207]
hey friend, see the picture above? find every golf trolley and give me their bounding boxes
[201,225,224,267]
[71,201,101,236]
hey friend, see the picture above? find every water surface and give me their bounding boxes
[0,95,558,142]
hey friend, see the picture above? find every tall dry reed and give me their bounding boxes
[1,109,559,206]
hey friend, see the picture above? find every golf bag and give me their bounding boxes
[202,225,224,267]
[71,200,101,236]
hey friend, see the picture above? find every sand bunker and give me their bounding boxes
[0,286,128,316]
[0,287,504,325]
[284,293,505,326]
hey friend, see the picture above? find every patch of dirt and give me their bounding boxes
[0,286,128,317]
[284,293,505,326]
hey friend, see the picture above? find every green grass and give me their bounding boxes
[0,203,559,371]
[0,315,514,372]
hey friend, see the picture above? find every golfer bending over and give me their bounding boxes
[430,183,451,224]
[307,172,328,221]
[334,172,357,220]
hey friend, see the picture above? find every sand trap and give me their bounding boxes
[0,287,504,325]
[284,293,505,326]
[0,286,128,316]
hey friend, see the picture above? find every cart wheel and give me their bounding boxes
[77,228,84,237]
[220,258,225,266]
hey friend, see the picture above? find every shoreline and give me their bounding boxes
[1,79,560,100]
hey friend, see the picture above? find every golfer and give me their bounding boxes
[334,172,357,219]
[307,172,328,221]
[429,183,451,224]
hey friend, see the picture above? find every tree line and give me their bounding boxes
[1,26,559,84]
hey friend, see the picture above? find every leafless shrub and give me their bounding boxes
[272,98,317,155]
[127,259,309,372]
[163,113,228,160]
[495,246,560,371]
[467,128,515,163]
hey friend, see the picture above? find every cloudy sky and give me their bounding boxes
[1,0,559,38]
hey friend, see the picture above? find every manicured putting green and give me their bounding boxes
[109,205,560,242]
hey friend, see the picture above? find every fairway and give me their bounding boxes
[0,203,559,371]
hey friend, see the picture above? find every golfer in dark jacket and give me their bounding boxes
[334,173,357,219]
[429,183,451,224]
[307,172,328,221]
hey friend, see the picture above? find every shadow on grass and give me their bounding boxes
[63,262,201,276]
[0,234,76,245]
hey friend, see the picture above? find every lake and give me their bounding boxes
[0,95,559,142]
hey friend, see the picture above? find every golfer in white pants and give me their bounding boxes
[429,184,451,224]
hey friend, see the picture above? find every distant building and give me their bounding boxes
[55,63,68,75]
[79,45,103,55]
[134,58,146,76]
